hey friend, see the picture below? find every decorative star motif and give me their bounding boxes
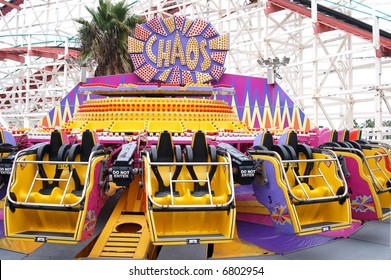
[271,205,291,225]
[351,195,375,213]
[84,209,97,232]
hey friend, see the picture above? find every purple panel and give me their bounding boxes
[252,160,295,234]
[253,132,265,147]
[235,184,256,201]
[237,213,274,226]
[236,220,334,254]
[216,74,269,121]
[215,73,308,129]
[269,87,277,117]
[3,130,16,146]
[236,194,256,201]
[234,184,254,196]
[0,187,6,200]
[283,118,290,129]
[278,131,288,144]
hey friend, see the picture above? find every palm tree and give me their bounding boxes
[74,0,145,76]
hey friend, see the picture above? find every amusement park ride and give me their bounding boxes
[0,14,390,260]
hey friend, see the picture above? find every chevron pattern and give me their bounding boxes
[39,73,314,132]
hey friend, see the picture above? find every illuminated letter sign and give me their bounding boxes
[128,16,229,84]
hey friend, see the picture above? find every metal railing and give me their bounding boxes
[323,145,391,193]
[6,149,104,208]
[250,149,349,204]
[144,151,235,210]
[361,128,391,145]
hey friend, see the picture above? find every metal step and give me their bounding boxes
[88,206,152,259]
[99,231,143,258]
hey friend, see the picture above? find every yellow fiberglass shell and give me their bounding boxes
[251,152,351,235]
[250,153,301,233]
[293,152,352,233]
[361,147,391,192]
[4,152,108,244]
[143,153,235,245]
[337,149,390,220]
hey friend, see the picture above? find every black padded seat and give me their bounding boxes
[297,143,314,183]
[341,129,350,141]
[0,142,17,154]
[280,131,342,199]
[321,141,341,148]
[150,130,182,197]
[36,130,71,195]
[356,139,370,145]
[184,130,217,196]
[271,144,291,171]
[0,129,16,153]
[338,141,354,149]
[285,131,298,151]
[271,144,290,158]
[68,130,103,196]
[263,131,273,148]
[252,145,268,151]
[330,129,339,142]
[347,141,362,150]
[253,131,274,150]
[320,141,352,178]
[358,129,363,139]
[336,141,364,157]
[282,131,315,184]
[282,144,297,160]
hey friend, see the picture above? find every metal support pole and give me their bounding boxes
[373,1,382,141]
[24,34,32,128]
[311,0,319,127]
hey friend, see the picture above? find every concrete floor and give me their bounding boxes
[0,189,390,260]
[0,219,389,260]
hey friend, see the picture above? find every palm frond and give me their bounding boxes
[74,0,143,76]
